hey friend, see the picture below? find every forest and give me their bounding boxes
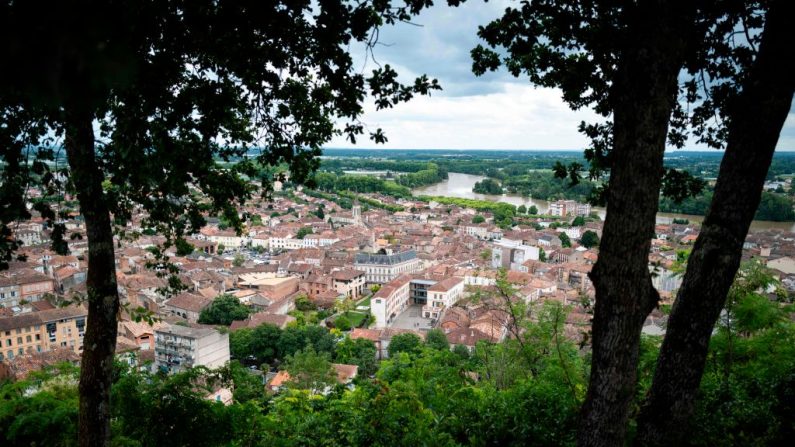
[319,150,795,221]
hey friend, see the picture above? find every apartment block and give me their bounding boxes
[0,306,87,362]
[154,324,229,374]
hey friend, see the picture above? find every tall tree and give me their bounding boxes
[636,2,795,444]
[472,2,700,444]
[0,2,440,445]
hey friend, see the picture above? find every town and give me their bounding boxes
[2,171,794,399]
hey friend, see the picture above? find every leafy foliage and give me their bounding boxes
[580,230,600,249]
[198,294,251,326]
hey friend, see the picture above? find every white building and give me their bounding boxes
[548,200,591,217]
[371,275,411,328]
[154,325,230,374]
[557,227,582,240]
[422,277,464,320]
[354,250,422,284]
[492,238,540,271]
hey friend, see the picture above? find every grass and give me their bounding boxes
[340,311,368,328]
[357,296,371,307]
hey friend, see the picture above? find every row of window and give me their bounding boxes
[3,325,40,336]
[0,345,43,360]
[4,333,42,346]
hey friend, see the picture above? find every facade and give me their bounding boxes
[370,275,411,328]
[492,239,540,271]
[354,250,422,284]
[548,200,592,217]
[154,324,230,374]
[0,306,87,362]
[0,277,21,308]
[163,292,213,323]
[16,272,56,302]
[422,277,464,320]
[331,269,366,299]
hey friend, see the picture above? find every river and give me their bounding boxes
[412,173,795,232]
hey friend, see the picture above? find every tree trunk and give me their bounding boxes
[64,110,119,447]
[576,3,695,446]
[634,2,795,445]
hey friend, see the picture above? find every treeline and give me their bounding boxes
[320,158,441,174]
[318,161,447,189]
[304,187,405,213]
[337,191,405,212]
[473,178,503,195]
[502,171,597,202]
[393,163,448,188]
[313,172,413,198]
[417,195,516,225]
[659,189,795,221]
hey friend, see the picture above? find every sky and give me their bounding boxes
[325,1,795,151]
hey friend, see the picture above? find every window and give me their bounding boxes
[7,351,13,359]
[17,337,22,345]
[35,334,40,341]
[26,335,31,343]
[5,339,11,347]
[17,348,23,355]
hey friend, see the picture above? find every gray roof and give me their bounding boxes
[355,250,417,266]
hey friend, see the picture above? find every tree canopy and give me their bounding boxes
[199,294,251,326]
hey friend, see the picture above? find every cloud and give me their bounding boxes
[329,83,602,149]
[330,2,795,151]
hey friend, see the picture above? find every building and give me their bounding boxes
[370,275,411,328]
[548,200,591,217]
[422,277,464,320]
[0,277,21,308]
[15,271,56,302]
[354,250,422,284]
[0,306,87,362]
[163,292,213,323]
[154,324,229,374]
[237,274,299,300]
[492,239,540,271]
[331,269,366,299]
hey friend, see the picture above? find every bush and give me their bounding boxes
[335,315,352,331]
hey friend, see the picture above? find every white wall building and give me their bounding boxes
[154,325,230,374]
[422,277,464,320]
[371,276,411,328]
[355,250,422,284]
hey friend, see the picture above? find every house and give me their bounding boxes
[331,269,366,299]
[422,277,464,320]
[266,363,359,393]
[163,292,213,323]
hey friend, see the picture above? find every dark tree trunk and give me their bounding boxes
[576,3,695,446]
[64,110,119,447]
[634,2,795,445]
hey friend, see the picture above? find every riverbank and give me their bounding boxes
[413,172,795,232]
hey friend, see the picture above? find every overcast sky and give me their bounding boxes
[325,1,795,151]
